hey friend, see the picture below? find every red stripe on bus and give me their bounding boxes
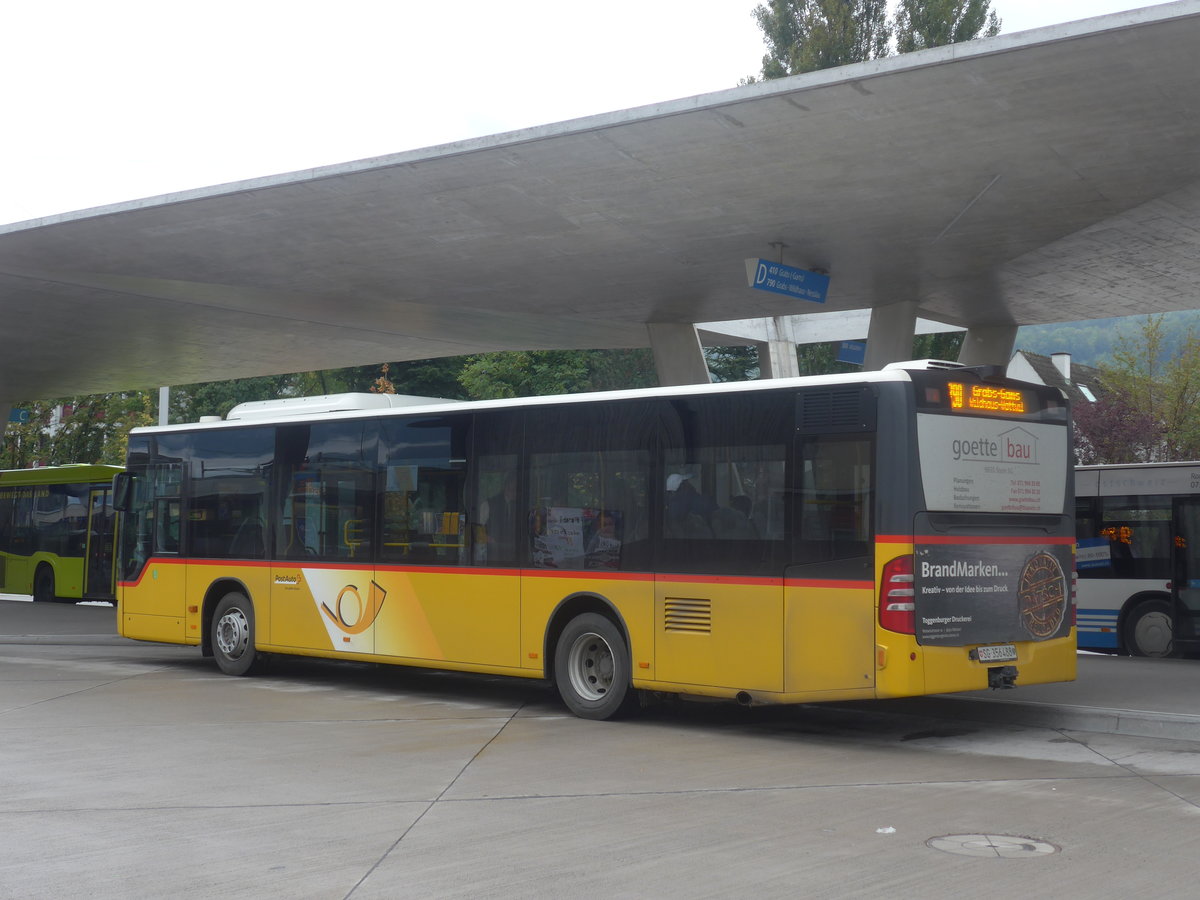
[118,558,874,590]
[913,535,1075,545]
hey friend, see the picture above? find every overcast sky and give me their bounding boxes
[0,0,1178,226]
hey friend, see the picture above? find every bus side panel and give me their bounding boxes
[189,562,271,646]
[521,572,654,677]
[2,554,30,594]
[268,564,356,652]
[783,579,875,693]
[119,559,187,643]
[1077,580,1141,650]
[653,576,783,693]
[373,567,521,668]
[38,555,86,599]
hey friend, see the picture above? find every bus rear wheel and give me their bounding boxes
[1123,598,1175,658]
[212,592,263,676]
[554,613,637,720]
[33,565,56,603]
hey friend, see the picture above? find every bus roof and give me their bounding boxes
[131,368,928,435]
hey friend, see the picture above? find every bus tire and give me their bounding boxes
[33,565,56,603]
[553,613,637,720]
[212,592,263,676]
[1123,598,1176,658]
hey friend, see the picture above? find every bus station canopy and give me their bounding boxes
[1,2,1199,402]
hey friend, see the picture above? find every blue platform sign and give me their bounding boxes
[837,341,866,366]
[7,409,29,424]
[745,259,830,303]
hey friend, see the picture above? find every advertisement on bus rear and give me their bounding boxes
[914,540,1072,645]
[916,414,1068,515]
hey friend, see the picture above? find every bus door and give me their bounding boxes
[84,487,116,600]
[1171,497,1200,654]
[783,434,876,694]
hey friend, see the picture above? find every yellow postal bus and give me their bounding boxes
[0,464,123,602]
[113,363,1076,718]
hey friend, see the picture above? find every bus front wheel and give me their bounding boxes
[212,592,263,676]
[33,565,56,603]
[553,613,637,720]
[1123,599,1176,658]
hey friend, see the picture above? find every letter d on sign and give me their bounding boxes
[756,262,768,285]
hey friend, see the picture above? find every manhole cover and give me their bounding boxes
[926,834,1060,858]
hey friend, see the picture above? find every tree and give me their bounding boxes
[893,0,1000,53]
[1,391,154,468]
[1071,393,1160,465]
[1092,315,1200,461]
[751,0,1001,82]
[458,349,656,400]
[753,0,891,78]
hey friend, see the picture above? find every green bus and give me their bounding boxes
[0,465,123,603]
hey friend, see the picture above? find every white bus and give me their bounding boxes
[1075,462,1200,657]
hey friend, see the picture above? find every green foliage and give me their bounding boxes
[458,349,656,400]
[706,346,760,382]
[753,0,891,77]
[751,0,999,81]
[912,331,964,361]
[893,0,999,53]
[1,392,154,468]
[1097,314,1200,461]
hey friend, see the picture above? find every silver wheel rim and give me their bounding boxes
[216,607,250,660]
[566,631,615,702]
[1133,610,1172,656]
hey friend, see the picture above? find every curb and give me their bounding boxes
[873,695,1200,741]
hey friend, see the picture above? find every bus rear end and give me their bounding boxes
[875,366,1076,697]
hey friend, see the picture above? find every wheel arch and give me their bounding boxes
[200,577,256,658]
[542,591,630,681]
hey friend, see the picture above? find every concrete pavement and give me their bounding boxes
[2,598,1198,899]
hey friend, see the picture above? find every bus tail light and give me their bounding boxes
[880,555,916,634]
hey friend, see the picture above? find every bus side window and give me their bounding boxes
[796,437,873,563]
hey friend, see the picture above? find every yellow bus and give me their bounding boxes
[0,464,123,603]
[113,363,1076,719]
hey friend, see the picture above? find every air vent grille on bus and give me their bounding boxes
[664,598,712,634]
[798,387,874,433]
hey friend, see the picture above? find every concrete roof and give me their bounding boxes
[2,2,1199,402]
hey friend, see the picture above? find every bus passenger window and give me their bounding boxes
[796,437,873,562]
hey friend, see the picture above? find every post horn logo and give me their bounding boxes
[321,581,387,635]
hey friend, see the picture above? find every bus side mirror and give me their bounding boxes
[112,472,133,512]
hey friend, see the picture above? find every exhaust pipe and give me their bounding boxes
[735,691,754,707]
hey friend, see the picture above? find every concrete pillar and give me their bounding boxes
[647,323,711,386]
[957,324,1018,367]
[863,300,918,370]
[758,316,800,379]
[760,341,800,379]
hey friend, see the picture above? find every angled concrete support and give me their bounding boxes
[863,300,918,370]
[647,323,711,386]
[957,324,1018,367]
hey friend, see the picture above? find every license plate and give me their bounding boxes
[976,644,1018,663]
